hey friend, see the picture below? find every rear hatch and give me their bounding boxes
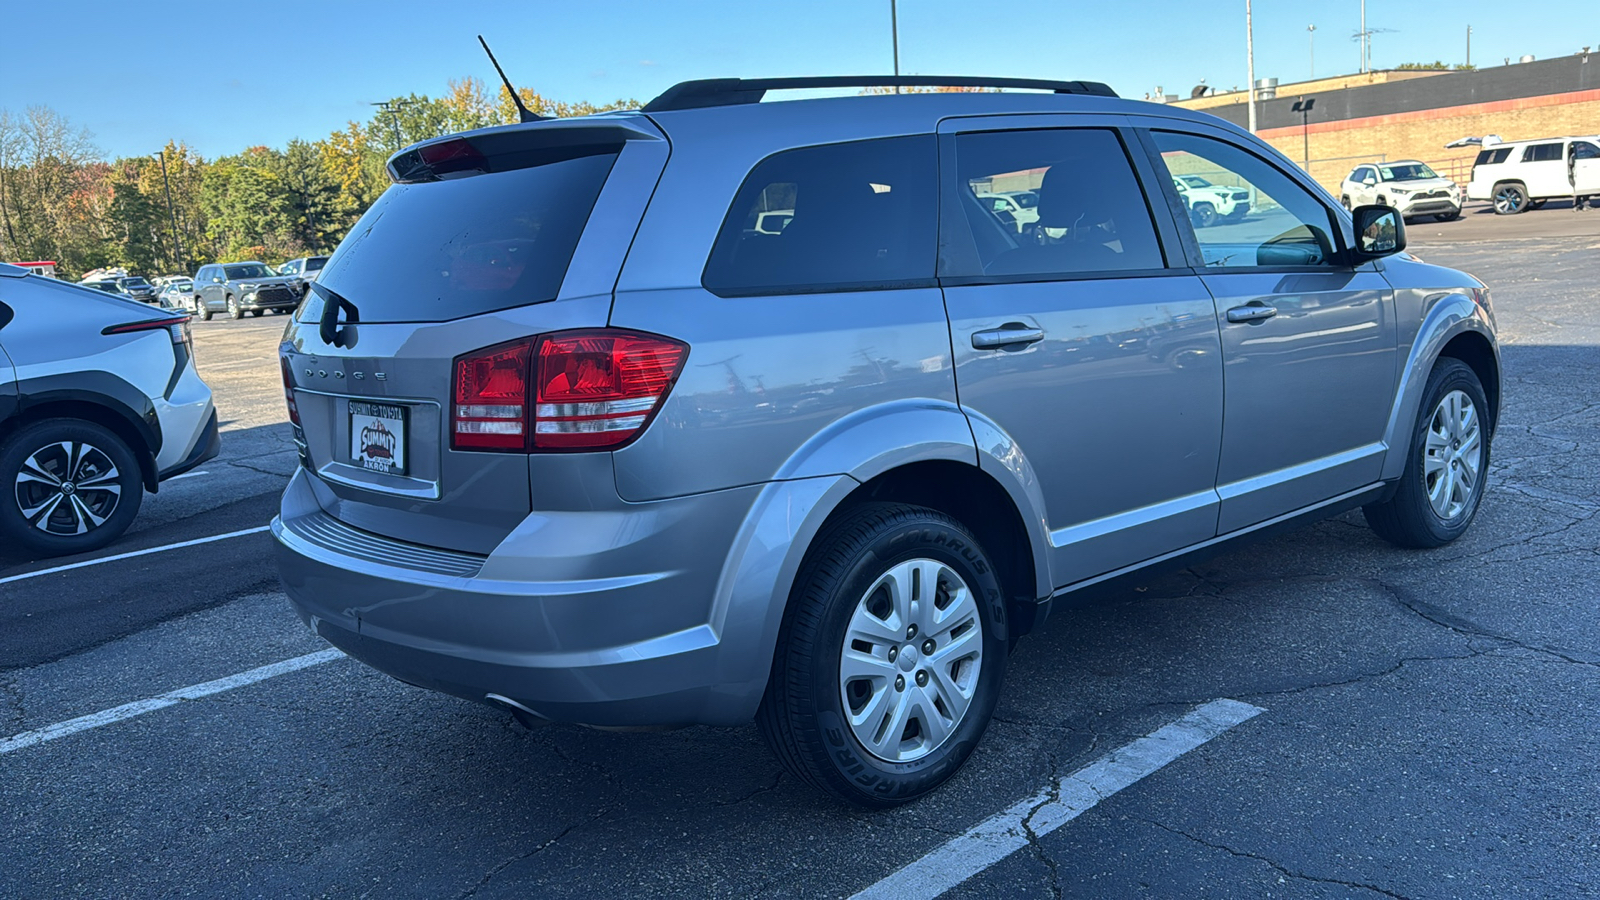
[280,116,669,554]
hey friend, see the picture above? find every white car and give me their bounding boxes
[0,263,219,557]
[1341,161,1462,222]
[1170,175,1250,227]
[975,191,1041,231]
[1465,136,1600,214]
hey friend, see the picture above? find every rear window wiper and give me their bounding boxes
[310,282,360,348]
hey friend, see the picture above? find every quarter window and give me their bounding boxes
[702,136,936,296]
[940,128,1165,279]
[1522,143,1562,162]
[1151,131,1340,269]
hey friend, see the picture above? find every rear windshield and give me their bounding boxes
[311,150,619,323]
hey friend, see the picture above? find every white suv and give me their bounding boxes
[0,264,219,557]
[1170,175,1250,227]
[1341,161,1462,221]
[1465,136,1600,214]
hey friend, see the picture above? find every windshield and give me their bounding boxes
[1009,192,1038,208]
[1180,176,1214,188]
[1379,163,1438,181]
[312,148,619,324]
[224,263,276,280]
[120,278,150,288]
[86,282,120,292]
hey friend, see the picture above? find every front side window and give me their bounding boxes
[1523,143,1562,163]
[941,127,1165,279]
[703,136,936,296]
[1572,141,1600,160]
[1152,131,1340,269]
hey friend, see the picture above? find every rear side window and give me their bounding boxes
[1474,148,1512,166]
[313,149,619,323]
[702,136,936,297]
[1522,143,1562,162]
[940,128,1165,279]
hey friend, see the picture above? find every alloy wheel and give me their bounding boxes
[838,558,984,763]
[1423,389,1482,520]
[1493,186,1524,214]
[14,440,123,536]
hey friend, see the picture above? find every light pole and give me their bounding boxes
[1292,98,1316,166]
[1308,24,1317,78]
[370,101,407,150]
[151,150,183,271]
[890,0,900,93]
[1246,0,1256,133]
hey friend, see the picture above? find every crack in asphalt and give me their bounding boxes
[1140,818,1414,899]
[452,809,608,900]
[0,676,23,730]
[712,769,783,807]
[1021,756,1068,900]
[1373,580,1600,669]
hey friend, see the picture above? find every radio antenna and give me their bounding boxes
[478,35,543,122]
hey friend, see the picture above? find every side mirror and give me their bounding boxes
[1352,205,1406,260]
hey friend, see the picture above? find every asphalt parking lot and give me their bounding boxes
[3,206,1599,898]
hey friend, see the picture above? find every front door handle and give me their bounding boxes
[1226,303,1278,324]
[972,325,1045,349]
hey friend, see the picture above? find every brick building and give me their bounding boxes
[1173,52,1600,192]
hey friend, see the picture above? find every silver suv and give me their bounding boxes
[1,265,219,556]
[274,76,1500,807]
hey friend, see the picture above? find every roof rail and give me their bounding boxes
[641,76,1118,112]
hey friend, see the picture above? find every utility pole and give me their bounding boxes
[1246,0,1257,133]
[1466,25,1472,68]
[890,0,900,93]
[152,149,183,271]
[1309,24,1317,78]
[370,101,406,150]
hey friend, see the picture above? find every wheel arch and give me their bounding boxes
[1379,293,1500,483]
[7,375,162,490]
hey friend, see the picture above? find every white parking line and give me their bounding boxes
[0,649,344,755]
[850,699,1266,900]
[0,525,272,586]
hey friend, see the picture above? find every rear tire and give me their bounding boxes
[0,419,144,558]
[1492,183,1528,215]
[1364,359,1490,548]
[756,503,1008,808]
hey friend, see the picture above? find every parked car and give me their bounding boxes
[1466,136,1600,214]
[0,264,219,556]
[274,76,1500,808]
[1340,161,1462,222]
[278,256,329,295]
[115,276,159,303]
[79,279,137,301]
[157,280,193,310]
[1170,174,1251,226]
[975,191,1041,232]
[189,262,301,320]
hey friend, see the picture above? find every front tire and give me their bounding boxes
[227,295,243,319]
[757,503,1009,808]
[1191,202,1218,228]
[1364,359,1490,548]
[250,309,264,317]
[1435,209,1462,222]
[0,419,144,557]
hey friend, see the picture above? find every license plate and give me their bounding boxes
[349,402,407,476]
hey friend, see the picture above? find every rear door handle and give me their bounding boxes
[972,325,1045,349]
[1226,303,1278,323]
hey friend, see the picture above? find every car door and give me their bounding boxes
[1519,142,1566,196]
[197,266,219,308]
[1354,166,1380,205]
[1571,140,1600,194]
[939,116,1224,587]
[1143,127,1397,533]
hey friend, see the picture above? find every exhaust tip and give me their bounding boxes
[485,693,551,730]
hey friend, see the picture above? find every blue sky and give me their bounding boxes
[4,0,1593,160]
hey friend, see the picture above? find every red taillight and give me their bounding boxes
[280,357,301,426]
[450,330,687,453]
[533,331,687,450]
[452,340,533,450]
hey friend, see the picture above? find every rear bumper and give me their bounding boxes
[272,468,775,727]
